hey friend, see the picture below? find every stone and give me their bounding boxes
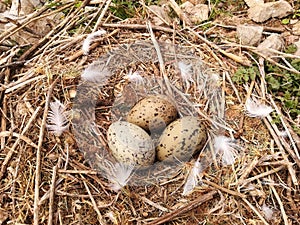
[236,25,263,46]
[0,2,6,13]
[248,0,293,23]
[244,0,264,8]
[4,11,63,45]
[292,21,300,36]
[148,5,171,26]
[257,34,284,57]
[294,40,300,57]
[181,2,209,24]
[10,0,43,16]
[182,0,206,5]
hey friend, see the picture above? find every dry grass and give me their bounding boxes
[0,1,299,225]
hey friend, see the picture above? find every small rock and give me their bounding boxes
[181,2,209,24]
[283,33,299,46]
[236,25,263,46]
[294,40,300,56]
[257,34,284,57]
[248,0,293,23]
[290,19,299,25]
[292,21,300,36]
[10,0,43,16]
[4,11,63,45]
[148,5,171,26]
[244,0,264,8]
[182,0,206,5]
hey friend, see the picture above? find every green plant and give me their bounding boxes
[285,44,297,54]
[292,9,300,19]
[281,18,290,25]
[47,0,64,9]
[232,59,300,134]
[265,60,300,122]
[109,0,140,20]
[208,0,246,21]
[3,0,11,6]
[232,66,258,84]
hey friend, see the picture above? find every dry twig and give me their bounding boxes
[0,106,40,180]
[33,79,57,225]
[146,190,218,225]
[47,159,60,225]
[82,179,106,225]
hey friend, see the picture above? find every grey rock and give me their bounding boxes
[257,34,284,57]
[181,2,209,24]
[292,21,300,36]
[248,0,293,23]
[237,25,263,46]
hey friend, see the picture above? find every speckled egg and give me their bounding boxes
[107,121,155,166]
[156,116,207,161]
[127,95,178,131]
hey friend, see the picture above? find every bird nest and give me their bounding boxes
[72,40,226,190]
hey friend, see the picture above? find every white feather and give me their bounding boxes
[107,163,134,192]
[46,100,69,136]
[81,65,111,83]
[124,69,144,86]
[82,29,106,55]
[261,203,274,221]
[178,61,194,89]
[213,136,239,166]
[245,98,273,118]
[278,130,288,137]
[182,160,203,196]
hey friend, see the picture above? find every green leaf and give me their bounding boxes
[281,18,290,25]
[266,76,280,90]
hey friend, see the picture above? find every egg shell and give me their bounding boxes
[107,121,155,166]
[127,95,178,131]
[156,116,207,161]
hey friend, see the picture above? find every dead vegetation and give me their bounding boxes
[0,0,299,224]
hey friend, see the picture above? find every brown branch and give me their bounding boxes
[33,79,57,225]
[47,160,60,225]
[82,179,106,225]
[146,190,218,225]
[203,180,246,199]
[101,23,174,33]
[263,117,299,185]
[240,165,285,187]
[243,198,269,225]
[168,0,192,26]
[187,27,252,66]
[67,29,119,61]
[270,185,289,225]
